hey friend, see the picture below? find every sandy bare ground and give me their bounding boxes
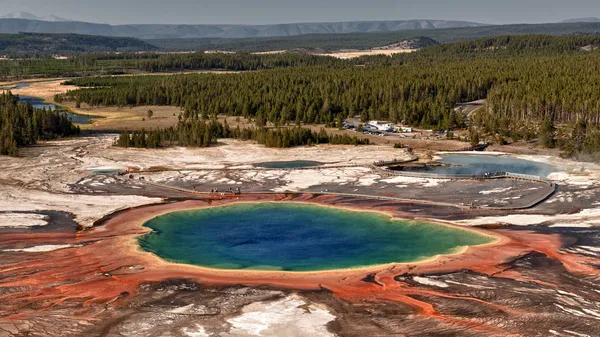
[10,80,183,130]
[11,79,77,101]
[0,78,66,89]
[76,105,182,131]
[252,50,288,55]
[316,49,417,59]
[224,49,417,58]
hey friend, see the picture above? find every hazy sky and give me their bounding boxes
[1,0,599,25]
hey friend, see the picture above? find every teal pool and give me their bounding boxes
[394,154,556,178]
[437,155,556,178]
[138,203,493,272]
[82,167,128,175]
[254,160,322,169]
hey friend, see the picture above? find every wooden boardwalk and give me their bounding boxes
[134,155,557,212]
[145,179,556,211]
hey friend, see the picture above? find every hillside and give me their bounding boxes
[0,18,484,39]
[148,22,600,52]
[3,34,600,79]
[373,37,439,50]
[0,11,69,22]
[413,35,600,58]
[561,17,600,23]
[0,33,157,56]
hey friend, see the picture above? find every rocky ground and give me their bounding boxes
[0,134,599,337]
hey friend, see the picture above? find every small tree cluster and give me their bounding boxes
[0,92,79,156]
[115,120,370,149]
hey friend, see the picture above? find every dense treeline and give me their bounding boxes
[115,120,370,149]
[0,33,157,58]
[58,66,466,129]
[74,52,342,72]
[410,35,600,58]
[0,92,80,156]
[0,58,135,79]
[0,52,342,79]
[560,120,600,159]
[58,51,600,130]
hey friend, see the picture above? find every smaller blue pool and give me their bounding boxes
[83,167,128,175]
[255,160,323,169]
[433,155,556,178]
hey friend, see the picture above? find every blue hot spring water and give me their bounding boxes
[432,155,556,178]
[254,161,323,169]
[138,203,493,272]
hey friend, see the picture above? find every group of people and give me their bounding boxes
[209,187,241,195]
[483,171,505,178]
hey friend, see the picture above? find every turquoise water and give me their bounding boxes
[403,155,555,178]
[17,96,94,124]
[439,155,555,177]
[255,160,322,169]
[86,168,127,175]
[139,203,493,272]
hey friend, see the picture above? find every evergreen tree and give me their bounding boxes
[0,92,79,156]
[539,117,556,148]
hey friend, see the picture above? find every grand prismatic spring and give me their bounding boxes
[138,203,494,272]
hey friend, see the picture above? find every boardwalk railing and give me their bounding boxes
[375,168,553,185]
[139,161,556,211]
[372,167,557,210]
[146,175,556,211]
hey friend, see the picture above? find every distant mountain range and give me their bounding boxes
[561,17,600,23]
[0,11,69,22]
[0,33,157,56]
[2,12,600,40]
[149,22,600,53]
[0,16,486,39]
